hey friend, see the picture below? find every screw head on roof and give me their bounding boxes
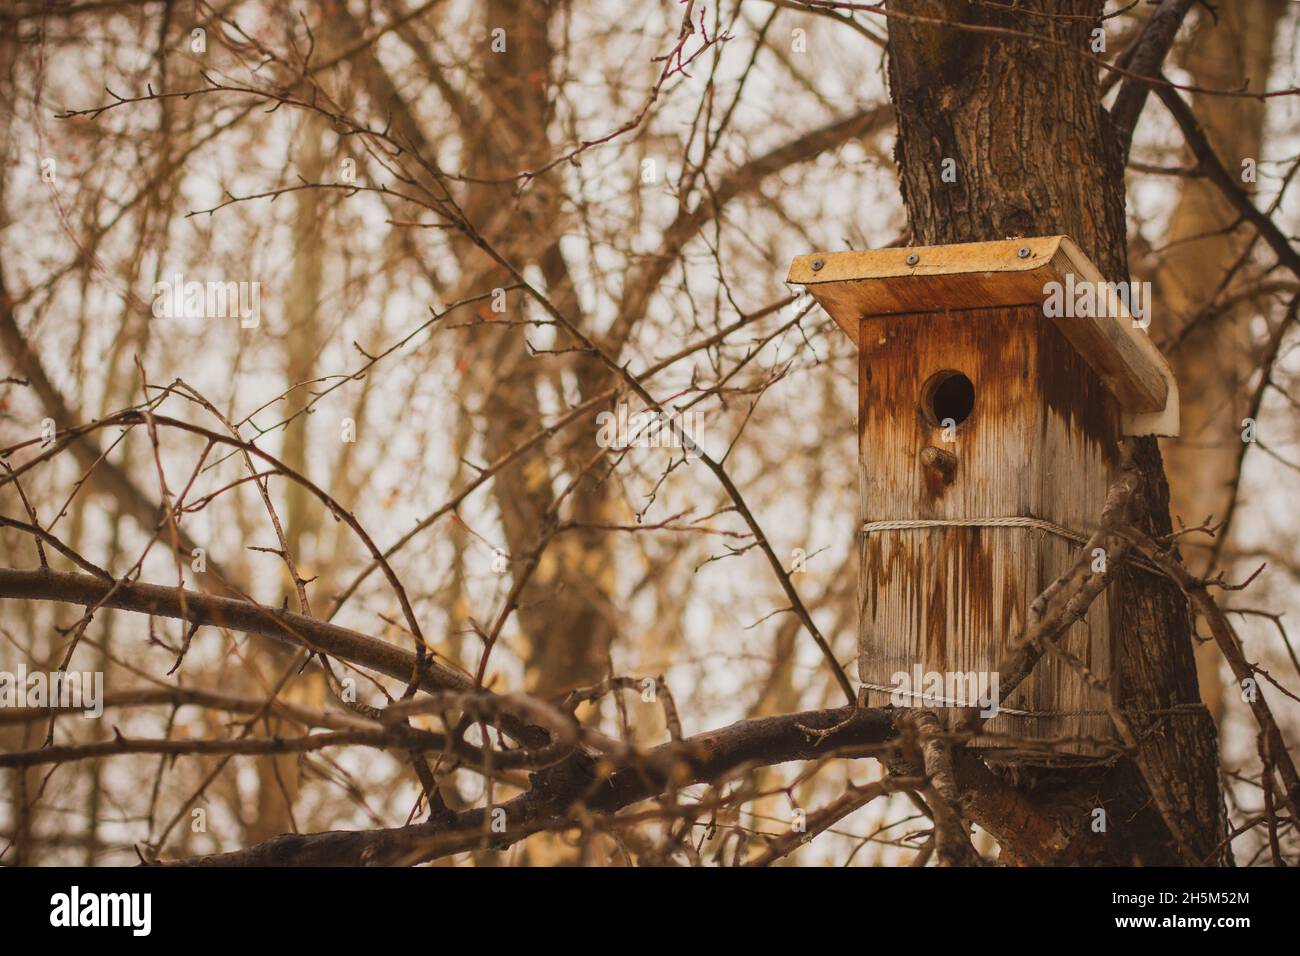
[811,258,824,271]
[1017,246,1031,259]
[905,253,919,266]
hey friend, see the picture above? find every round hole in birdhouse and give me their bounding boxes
[921,370,975,428]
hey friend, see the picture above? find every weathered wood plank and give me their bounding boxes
[857,306,1119,758]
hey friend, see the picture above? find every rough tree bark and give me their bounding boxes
[883,0,1226,865]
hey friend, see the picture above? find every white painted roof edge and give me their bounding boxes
[1057,237,1180,438]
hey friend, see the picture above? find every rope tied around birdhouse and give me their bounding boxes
[857,679,1089,717]
[855,680,1209,719]
[860,515,1166,577]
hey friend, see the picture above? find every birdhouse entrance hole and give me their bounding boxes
[921,370,975,428]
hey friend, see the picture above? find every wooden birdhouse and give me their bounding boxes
[787,236,1179,760]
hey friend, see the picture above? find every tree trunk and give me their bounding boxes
[1156,0,1287,723]
[884,0,1226,865]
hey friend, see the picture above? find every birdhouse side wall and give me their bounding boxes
[1022,315,1123,751]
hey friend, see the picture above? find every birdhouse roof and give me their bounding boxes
[787,235,1178,437]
